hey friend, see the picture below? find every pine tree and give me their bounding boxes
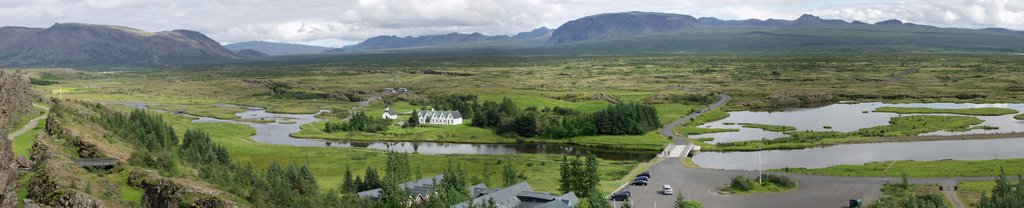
[503,162,518,187]
[405,110,420,128]
[342,165,355,193]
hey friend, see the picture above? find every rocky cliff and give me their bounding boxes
[0,70,32,207]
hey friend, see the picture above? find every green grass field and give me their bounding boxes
[875,107,1019,116]
[1016,114,1024,120]
[957,180,996,208]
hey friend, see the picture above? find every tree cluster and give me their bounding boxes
[977,168,1024,208]
[325,112,391,133]
[559,155,600,197]
[472,98,660,138]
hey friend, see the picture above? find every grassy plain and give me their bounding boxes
[957,180,996,208]
[21,53,1024,199]
[875,107,1019,116]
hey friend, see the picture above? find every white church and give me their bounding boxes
[418,108,463,125]
[382,106,398,120]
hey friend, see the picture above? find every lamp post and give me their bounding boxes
[759,138,763,184]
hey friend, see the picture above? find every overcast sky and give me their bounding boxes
[1,0,1021,47]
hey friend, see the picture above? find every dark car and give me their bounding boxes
[631,179,649,186]
[635,176,649,181]
[637,171,652,178]
[610,191,631,201]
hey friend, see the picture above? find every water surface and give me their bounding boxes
[691,137,1024,170]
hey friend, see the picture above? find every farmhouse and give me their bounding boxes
[382,106,398,119]
[418,108,462,125]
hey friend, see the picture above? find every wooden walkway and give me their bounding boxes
[74,158,118,167]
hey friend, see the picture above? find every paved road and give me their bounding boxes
[616,94,990,207]
[659,93,730,146]
[620,160,994,208]
[7,103,48,140]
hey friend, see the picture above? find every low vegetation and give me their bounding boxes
[874,107,1019,116]
[773,159,1024,178]
[1016,114,1024,120]
[720,174,796,194]
[870,175,948,208]
[737,123,796,132]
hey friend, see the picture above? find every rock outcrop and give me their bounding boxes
[0,70,32,207]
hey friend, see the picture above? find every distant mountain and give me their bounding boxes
[235,49,270,58]
[549,12,700,44]
[224,41,332,56]
[512,27,553,39]
[537,12,1024,53]
[334,27,552,52]
[0,23,236,67]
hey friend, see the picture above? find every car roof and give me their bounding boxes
[663,185,672,188]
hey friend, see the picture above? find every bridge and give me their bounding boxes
[74,158,118,167]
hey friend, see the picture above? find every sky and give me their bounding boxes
[1,0,1022,47]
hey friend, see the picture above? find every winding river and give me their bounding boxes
[123,103,657,161]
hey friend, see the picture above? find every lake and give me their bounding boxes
[693,102,1024,143]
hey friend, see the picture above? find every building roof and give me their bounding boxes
[418,109,462,119]
[357,174,444,200]
[453,182,578,208]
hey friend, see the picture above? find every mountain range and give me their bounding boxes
[2,12,1023,67]
[331,27,552,52]
[0,23,237,67]
[224,41,333,56]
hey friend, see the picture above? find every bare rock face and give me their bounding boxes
[0,70,32,207]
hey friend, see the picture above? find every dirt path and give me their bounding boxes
[7,103,49,141]
[945,189,966,208]
[347,96,380,119]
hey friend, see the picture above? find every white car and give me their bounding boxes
[662,185,674,195]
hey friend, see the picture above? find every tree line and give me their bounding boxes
[472,98,660,138]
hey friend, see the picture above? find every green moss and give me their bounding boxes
[875,107,1019,116]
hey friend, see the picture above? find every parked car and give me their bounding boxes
[632,179,649,186]
[635,176,649,181]
[662,185,674,195]
[637,171,652,178]
[610,191,631,201]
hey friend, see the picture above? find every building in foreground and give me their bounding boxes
[357,175,578,208]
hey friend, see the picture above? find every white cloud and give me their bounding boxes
[0,0,1021,47]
